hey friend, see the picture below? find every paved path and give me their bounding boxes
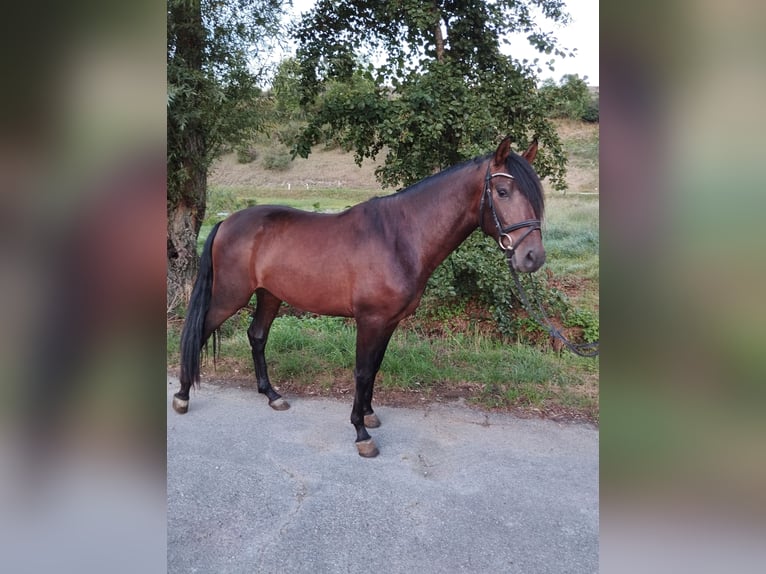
[167,378,598,573]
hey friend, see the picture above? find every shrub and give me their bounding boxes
[424,232,571,344]
[564,308,599,343]
[235,144,258,163]
[261,149,292,171]
[204,187,253,222]
[274,121,305,147]
[581,98,599,123]
[539,74,594,121]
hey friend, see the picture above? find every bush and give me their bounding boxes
[274,121,305,147]
[539,74,594,121]
[564,308,599,343]
[235,144,258,163]
[423,232,571,344]
[581,98,599,123]
[261,149,292,171]
[205,187,253,221]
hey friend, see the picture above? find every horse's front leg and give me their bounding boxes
[352,320,397,457]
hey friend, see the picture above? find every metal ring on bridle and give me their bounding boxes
[498,233,514,251]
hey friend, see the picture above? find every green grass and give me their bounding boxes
[167,314,598,417]
[565,132,599,171]
[543,195,599,281]
[205,184,377,219]
[541,193,599,310]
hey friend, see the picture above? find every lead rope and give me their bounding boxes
[506,260,599,357]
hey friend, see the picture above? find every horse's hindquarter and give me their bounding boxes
[245,205,419,319]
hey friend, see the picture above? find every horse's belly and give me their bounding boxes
[258,262,356,317]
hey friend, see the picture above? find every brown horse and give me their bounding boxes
[175,137,545,457]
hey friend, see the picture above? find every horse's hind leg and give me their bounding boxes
[174,302,244,413]
[174,283,252,413]
[248,289,289,411]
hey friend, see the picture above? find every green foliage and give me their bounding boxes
[581,98,599,123]
[565,308,600,343]
[203,187,253,224]
[424,232,569,343]
[235,144,258,164]
[291,0,571,191]
[270,57,307,121]
[261,148,292,171]
[539,74,597,121]
[167,0,285,205]
[273,120,305,147]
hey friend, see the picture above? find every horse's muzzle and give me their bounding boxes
[510,244,546,273]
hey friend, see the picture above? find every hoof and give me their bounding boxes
[172,396,189,414]
[269,397,290,411]
[364,413,381,428]
[356,438,379,458]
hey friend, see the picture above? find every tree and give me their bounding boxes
[539,73,594,120]
[271,57,305,121]
[291,0,573,189]
[167,0,284,309]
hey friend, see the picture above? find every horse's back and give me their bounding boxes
[210,203,420,319]
[212,205,369,316]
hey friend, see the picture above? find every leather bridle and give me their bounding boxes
[479,163,541,256]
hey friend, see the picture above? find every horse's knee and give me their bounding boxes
[248,332,266,352]
[350,410,364,427]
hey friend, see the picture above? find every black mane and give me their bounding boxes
[504,151,545,220]
[377,149,544,220]
[389,156,484,197]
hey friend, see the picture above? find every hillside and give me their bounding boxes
[209,119,599,197]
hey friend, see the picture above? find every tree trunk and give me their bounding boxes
[166,126,206,311]
[167,0,206,312]
[434,13,445,62]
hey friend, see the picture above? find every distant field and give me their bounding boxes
[207,119,598,200]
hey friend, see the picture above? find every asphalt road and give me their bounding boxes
[167,377,598,573]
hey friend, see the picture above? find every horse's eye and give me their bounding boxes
[497,188,508,198]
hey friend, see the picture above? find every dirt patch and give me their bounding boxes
[548,273,599,310]
[168,366,598,426]
[209,146,383,191]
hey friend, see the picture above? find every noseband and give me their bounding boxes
[479,164,541,256]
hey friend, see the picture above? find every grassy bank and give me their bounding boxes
[168,314,598,421]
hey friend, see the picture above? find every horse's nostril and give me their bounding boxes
[523,248,545,269]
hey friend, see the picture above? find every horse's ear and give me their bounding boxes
[522,139,539,164]
[493,136,513,166]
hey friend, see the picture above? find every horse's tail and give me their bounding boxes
[180,221,222,388]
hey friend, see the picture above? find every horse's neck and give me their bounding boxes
[391,165,483,274]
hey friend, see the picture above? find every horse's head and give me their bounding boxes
[480,137,546,272]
